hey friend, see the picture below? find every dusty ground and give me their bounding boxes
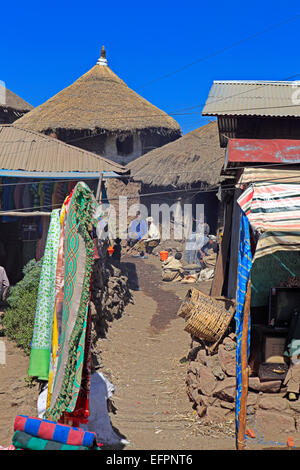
[0,253,296,450]
[0,336,39,446]
[99,255,236,450]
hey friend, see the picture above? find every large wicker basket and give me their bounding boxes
[178,288,235,348]
[177,288,204,320]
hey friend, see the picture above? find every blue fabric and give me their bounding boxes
[235,211,253,432]
[24,417,41,436]
[18,415,96,447]
[130,218,147,240]
[52,424,70,443]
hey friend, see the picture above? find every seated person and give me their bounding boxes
[144,216,160,254]
[184,232,209,266]
[127,211,148,258]
[0,265,10,302]
[161,252,184,282]
[198,235,219,269]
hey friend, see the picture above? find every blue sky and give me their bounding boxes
[1,0,300,134]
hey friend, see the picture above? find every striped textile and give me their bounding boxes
[28,209,61,380]
[235,211,253,434]
[237,168,300,186]
[12,430,93,451]
[45,182,95,422]
[237,183,300,233]
[254,231,300,260]
[14,415,97,447]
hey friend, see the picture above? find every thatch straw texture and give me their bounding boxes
[0,85,33,112]
[15,63,181,136]
[127,121,225,187]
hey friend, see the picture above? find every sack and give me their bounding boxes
[258,362,288,382]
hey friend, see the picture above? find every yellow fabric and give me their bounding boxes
[47,308,58,408]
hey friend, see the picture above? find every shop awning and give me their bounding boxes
[238,182,300,260]
[237,167,300,186]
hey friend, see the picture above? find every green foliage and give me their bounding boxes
[2,258,42,355]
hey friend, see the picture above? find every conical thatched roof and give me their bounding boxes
[127,121,225,187]
[16,47,181,136]
[0,84,33,112]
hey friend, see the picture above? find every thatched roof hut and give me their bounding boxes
[0,84,33,123]
[127,121,225,187]
[15,47,181,138]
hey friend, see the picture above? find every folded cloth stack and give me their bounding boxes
[12,415,101,451]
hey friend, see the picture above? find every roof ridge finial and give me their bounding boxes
[97,45,108,66]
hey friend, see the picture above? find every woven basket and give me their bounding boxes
[181,288,235,344]
[177,288,204,320]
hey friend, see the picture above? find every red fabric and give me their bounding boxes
[38,420,55,440]
[93,239,100,260]
[13,415,27,432]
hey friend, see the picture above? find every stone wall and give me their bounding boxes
[105,178,141,240]
[186,333,300,434]
[90,253,133,371]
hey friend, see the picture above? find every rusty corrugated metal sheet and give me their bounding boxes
[0,125,126,173]
[226,138,300,167]
[202,81,300,117]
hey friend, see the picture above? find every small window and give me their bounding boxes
[116,135,134,156]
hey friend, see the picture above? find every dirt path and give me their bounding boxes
[100,256,235,450]
[0,255,236,449]
[0,335,39,446]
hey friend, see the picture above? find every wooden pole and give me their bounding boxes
[210,199,233,297]
[0,211,51,217]
[96,172,103,203]
[237,278,251,450]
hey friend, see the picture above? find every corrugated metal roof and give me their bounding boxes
[202,80,300,117]
[0,125,127,174]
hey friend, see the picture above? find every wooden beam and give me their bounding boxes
[0,211,51,217]
[237,278,251,451]
[96,172,103,203]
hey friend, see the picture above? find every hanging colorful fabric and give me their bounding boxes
[46,195,71,409]
[235,211,253,433]
[28,209,61,380]
[45,182,96,422]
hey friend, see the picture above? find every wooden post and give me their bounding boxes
[96,172,103,203]
[237,278,251,450]
[0,211,51,217]
[210,198,233,297]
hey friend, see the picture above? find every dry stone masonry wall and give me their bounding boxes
[186,333,300,434]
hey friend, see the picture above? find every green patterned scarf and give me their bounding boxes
[45,182,96,421]
[28,209,61,380]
